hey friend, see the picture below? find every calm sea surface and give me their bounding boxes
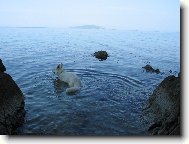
[0,28,180,135]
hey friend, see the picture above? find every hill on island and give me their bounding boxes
[71,25,105,29]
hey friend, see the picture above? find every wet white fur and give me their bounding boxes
[53,63,81,94]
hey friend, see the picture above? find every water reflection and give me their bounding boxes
[53,78,68,94]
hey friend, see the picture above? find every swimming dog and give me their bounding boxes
[53,63,81,94]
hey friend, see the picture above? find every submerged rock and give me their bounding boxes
[93,51,109,61]
[0,59,25,134]
[142,64,160,74]
[143,74,180,135]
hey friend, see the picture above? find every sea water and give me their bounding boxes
[0,28,180,135]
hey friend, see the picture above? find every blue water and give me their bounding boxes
[0,28,180,135]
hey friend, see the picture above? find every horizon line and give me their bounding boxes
[0,26,180,32]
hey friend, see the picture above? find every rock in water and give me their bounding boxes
[142,64,160,74]
[93,51,109,61]
[0,60,25,134]
[143,75,180,135]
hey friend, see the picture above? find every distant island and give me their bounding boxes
[71,25,105,29]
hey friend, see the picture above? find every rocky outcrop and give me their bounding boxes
[93,51,109,61]
[0,59,6,72]
[143,73,180,135]
[0,59,25,134]
[142,64,160,74]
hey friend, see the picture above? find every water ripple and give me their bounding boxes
[17,68,147,135]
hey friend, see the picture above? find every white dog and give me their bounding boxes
[53,63,81,94]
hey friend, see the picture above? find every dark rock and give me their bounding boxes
[93,51,109,61]
[178,72,180,78]
[143,64,153,71]
[0,62,25,134]
[0,59,6,72]
[143,74,180,135]
[148,121,162,132]
[154,69,160,74]
[142,64,160,74]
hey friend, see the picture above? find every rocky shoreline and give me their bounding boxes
[143,72,180,135]
[0,59,25,134]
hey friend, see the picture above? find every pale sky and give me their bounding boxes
[0,0,180,31]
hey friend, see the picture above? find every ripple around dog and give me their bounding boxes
[17,68,148,135]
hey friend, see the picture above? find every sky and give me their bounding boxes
[0,0,180,31]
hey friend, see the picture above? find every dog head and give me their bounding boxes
[53,63,64,75]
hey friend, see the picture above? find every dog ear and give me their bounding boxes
[57,64,60,69]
